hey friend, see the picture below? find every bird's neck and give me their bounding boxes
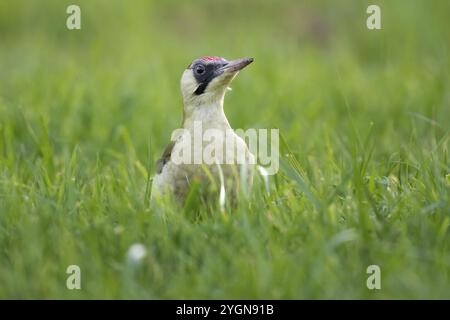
[182,98,231,131]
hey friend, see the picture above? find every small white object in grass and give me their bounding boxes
[257,165,270,193]
[215,160,226,210]
[127,243,147,263]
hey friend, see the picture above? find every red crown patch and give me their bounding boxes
[202,56,222,62]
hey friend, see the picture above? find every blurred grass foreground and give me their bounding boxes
[0,0,449,298]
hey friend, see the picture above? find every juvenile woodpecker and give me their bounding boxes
[151,56,255,205]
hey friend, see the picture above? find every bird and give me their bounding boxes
[151,56,256,206]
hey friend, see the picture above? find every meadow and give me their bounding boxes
[0,0,449,298]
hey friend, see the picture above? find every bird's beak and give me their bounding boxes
[220,58,254,73]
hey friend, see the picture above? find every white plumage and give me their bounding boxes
[151,56,255,206]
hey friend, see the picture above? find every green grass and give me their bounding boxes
[0,0,449,299]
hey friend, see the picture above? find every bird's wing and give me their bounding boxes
[155,140,176,174]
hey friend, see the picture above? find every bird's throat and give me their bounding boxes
[183,100,231,131]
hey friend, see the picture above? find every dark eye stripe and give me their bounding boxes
[191,61,226,95]
[192,64,214,95]
[194,82,209,95]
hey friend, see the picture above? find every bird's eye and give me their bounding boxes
[195,65,205,75]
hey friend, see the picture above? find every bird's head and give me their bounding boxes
[180,56,253,107]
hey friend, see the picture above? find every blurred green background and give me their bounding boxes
[0,0,449,298]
